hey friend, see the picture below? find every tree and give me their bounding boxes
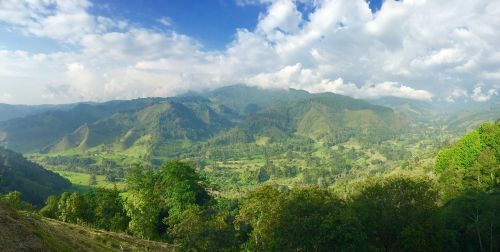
[351,176,445,251]
[85,188,129,231]
[435,122,499,198]
[39,195,59,218]
[58,192,89,224]
[159,161,211,220]
[88,173,97,186]
[125,161,212,241]
[441,190,499,252]
[237,185,366,251]
[0,191,34,211]
[168,205,238,251]
[124,164,165,240]
[477,148,498,189]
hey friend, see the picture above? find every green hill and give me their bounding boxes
[435,121,499,198]
[219,92,404,145]
[0,99,166,153]
[44,97,236,154]
[199,84,310,114]
[0,202,173,251]
[0,148,71,205]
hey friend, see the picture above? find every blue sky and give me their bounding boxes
[0,0,259,52]
[90,0,266,50]
[97,0,383,49]
[0,0,382,51]
[0,0,498,104]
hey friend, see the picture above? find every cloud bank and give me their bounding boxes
[0,0,499,104]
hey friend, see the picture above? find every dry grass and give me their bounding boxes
[0,202,176,252]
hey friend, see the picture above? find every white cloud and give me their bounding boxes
[0,92,12,103]
[411,48,465,68]
[0,0,126,43]
[157,17,172,27]
[481,69,500,80]
[471,84,498,102]
[257,0,302,37]
[445,85,499,103]
[246,63,433,100]
[445,88,468,102]
[0,0,500,104]
[235,0,274,7]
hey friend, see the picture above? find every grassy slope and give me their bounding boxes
[54,171,126,192]
[0,202,174,252]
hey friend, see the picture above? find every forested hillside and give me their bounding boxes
[0,147,70,205]
[435,121,499,198]
[1,0,499,250]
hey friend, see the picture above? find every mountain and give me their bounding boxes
[226,92,405,144]
[0,148,71,205]
[193,84,310,114]
[0,98,169,153]
[0,85,407,156]
[0,202,173,251]
[444,101,500,133]
[47,96,236,153]
[368,97,435,121]
[0,103,78,122]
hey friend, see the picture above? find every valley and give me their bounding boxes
[2,85,487,197]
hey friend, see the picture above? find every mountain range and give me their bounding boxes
[0,85,498,157]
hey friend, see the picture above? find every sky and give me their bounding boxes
[0,0,499,104]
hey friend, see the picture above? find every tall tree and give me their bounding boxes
[237,185,366,251]
[39,195,59,219]
[124,161,212,241]
[351,176,448,251]
[441,190,499,252]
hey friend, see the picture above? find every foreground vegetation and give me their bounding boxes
[0,201,174,251]
[26,163,498,251]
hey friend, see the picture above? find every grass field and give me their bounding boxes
[54,171,126,192]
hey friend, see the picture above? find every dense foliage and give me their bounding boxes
[38,188,129,232]
[0,191,35,211]
[124,161,238,251]
[436,122,499,198]
[36,156,499,251]
[237,185,366,251]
